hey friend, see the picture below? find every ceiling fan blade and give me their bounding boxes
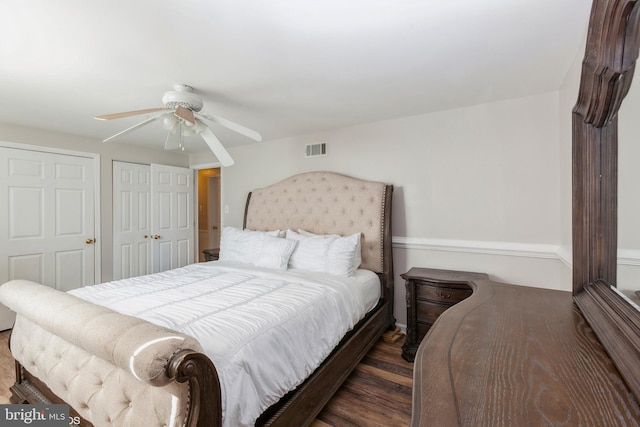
[197,112,262,142]
[94,107,168,120]
[174,105,196,125]
[102,113,168,143]
[200,126,235,167]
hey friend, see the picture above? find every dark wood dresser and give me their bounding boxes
[411,280,640,426]
[401,268,488,361]
[409,0,640,423]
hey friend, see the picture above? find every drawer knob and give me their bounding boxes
[438,291,452,299]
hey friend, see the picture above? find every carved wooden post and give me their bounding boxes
[167,349,223,427]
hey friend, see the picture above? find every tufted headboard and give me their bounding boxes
[243,171,392,275]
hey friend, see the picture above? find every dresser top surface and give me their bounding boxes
[412,280,640,426]
[401,267,489,283]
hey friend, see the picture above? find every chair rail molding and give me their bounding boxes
[392,236,564,262]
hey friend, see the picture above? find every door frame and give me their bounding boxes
[207,175,220,249]
[0,140,102,283]
[191,161,223,261]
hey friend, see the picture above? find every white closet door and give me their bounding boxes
[112,161,151,280]
[151,164,194,273]
[0,147,97,329]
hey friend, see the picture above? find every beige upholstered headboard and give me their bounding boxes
[244,171,391,274]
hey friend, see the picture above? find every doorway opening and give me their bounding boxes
[197,168,221,261]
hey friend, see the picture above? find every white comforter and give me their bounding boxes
[69,261,376,427]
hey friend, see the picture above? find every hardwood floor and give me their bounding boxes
[0,330,413,426]
[312,336,414,426]
[0,330,14,404]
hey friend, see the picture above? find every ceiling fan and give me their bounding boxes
[94,84,262,166]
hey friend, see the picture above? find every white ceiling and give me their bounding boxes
[0,0,591,155]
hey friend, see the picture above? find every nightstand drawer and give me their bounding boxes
[401,267,489,362]
[417,300,450,324]
[416,282,472,304]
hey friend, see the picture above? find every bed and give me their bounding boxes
[0,171,395,427]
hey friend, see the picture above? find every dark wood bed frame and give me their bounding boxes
[8,172,395,427]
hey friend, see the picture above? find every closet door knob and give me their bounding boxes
[153,235,161,239]
[85,238,95,244]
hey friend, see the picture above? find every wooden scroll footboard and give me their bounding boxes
[0,280,222,427]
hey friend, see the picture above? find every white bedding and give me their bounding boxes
[69,261,380,427]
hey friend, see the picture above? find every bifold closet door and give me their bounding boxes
[113,162,194,280]
[0,146,97,329]
[112,161,152,280]
[151,164,194,272]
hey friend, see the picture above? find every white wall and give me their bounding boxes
[557,31,585,288]
[0,123,190,282]
[213,92,570,327]
[617,66,640,294]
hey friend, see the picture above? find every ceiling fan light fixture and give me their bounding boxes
[163,114,178,131]
[162,85,203,112]
[193,118,207,133]
[182,126,197,136]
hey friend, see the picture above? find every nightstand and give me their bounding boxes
[202,248,220,261]
[401,267,488,362]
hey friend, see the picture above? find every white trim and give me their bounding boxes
[392,238,640,268]
[0,140,102,284]
[392,236,640,268]
[392,236,563,261]
[556,245,572,268]
[618,249,640,266]
[0,140,93,158]
[190,161,222,170]
[93,154,102,283]
[396,323,407,334]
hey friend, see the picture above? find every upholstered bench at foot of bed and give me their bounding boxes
[0,280,219,427]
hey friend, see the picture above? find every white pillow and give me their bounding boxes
[254,235,297,270]
[297,229,362,272]
[286,229,362,276]
[218,227,280,264]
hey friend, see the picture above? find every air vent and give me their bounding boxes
[305,142,327,158]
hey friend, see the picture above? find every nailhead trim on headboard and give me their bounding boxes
[244,172,387,273]
[379,185,387,274]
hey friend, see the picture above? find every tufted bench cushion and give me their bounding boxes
[0,280,204,427]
